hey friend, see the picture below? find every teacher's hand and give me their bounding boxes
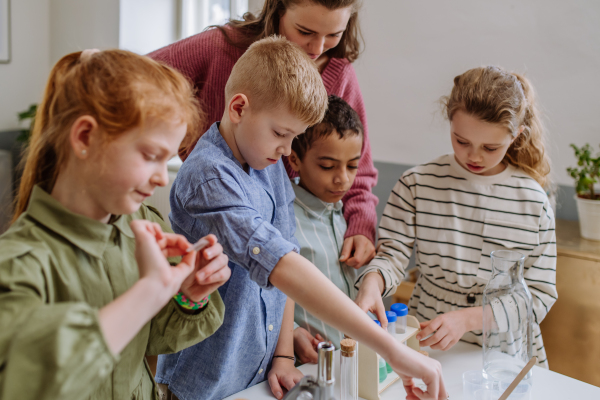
[339,234,375,269]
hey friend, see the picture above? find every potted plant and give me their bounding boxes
[17,104,37,144]
[567,143,600,241]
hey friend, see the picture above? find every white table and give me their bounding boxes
[223,342,600,400]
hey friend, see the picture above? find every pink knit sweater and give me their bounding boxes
[149,28,379,242]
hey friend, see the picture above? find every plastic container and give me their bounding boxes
[340,338,358,400]
[391,303,408,334]
[385,311,397,336]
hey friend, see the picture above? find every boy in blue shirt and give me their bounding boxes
[288,95,365,363]
[157,37,448,400]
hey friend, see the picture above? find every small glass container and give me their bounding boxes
[373,320,388,382]
[340,338,358,400]
[391,303,408,334]
[384,311,397,374]
[385,311,397,335]
[378,356,387,383]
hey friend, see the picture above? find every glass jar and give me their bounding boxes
[340,338,357,400]
[482,250,533,383]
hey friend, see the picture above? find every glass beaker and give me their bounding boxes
[482,250,533,384]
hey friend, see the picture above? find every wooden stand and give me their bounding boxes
[358,315,421,400]
[540,219,600,387]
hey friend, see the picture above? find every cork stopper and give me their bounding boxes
[340,338,356,357]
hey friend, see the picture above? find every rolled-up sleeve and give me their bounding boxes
[172,177,298,289]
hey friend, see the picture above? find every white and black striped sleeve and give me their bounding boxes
[356,174,416,297]
[524,200,557,325]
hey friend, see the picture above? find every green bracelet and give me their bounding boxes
[174,292,210,310]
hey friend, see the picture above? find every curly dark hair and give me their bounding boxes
[292,95,363,160]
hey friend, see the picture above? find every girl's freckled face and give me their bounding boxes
[87,119,186,216]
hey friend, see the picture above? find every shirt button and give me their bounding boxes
[268,324,273,331]
[253,247,260,255]
[327,204,333,211]
[259,368,264,374]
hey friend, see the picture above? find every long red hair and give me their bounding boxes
[13,49,202,223]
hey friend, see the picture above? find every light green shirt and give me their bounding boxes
[292,182,359,348]
[0,186,225,400]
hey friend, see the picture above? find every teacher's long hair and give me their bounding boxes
[217,0,363,63]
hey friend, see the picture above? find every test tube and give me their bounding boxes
[340,338,357,400]
[385,311,397,336]
[186,237,210,253]
[373,320,388,382]
[391,303,408,334]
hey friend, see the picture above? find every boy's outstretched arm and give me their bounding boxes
[270,251,448,400]
[268,298,304,399]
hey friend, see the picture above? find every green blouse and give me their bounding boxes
[0,186,225,400]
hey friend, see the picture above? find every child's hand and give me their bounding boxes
[179,234,231,302]
[387,345,448,400]
[268,357,304,400]
[339,234,375,269]
[293,327,324,364]
[354,272,388,328]
[130,220,196,303]
[417,308,479,351]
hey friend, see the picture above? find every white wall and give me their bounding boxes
[50,0,120,64]
[248,0,264,14]
[0,0,50,131]
[119,0,178,55]
[354,0,600,186]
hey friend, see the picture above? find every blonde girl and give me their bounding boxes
[355,66,557,368]
[0,49,230,399]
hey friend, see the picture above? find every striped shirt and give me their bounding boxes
[356,154,557,367]
[292,182,359,348]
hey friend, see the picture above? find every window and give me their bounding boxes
[120,0,248,55]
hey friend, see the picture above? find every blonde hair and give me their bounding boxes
[225,35,328,126]
[219,0,363,63]
[14,49,202,222]
[442,66,550,188]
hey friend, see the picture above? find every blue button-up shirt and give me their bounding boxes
[155,123,299,400]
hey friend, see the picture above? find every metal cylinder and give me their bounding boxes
[317,341,335,400]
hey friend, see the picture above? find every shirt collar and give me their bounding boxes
[292,180,343,219]
[26,185,133,258]
[205,122,246,171]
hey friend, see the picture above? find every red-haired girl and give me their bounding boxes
[0,49,230,400]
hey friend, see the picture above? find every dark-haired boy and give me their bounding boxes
[288,95,366,364]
